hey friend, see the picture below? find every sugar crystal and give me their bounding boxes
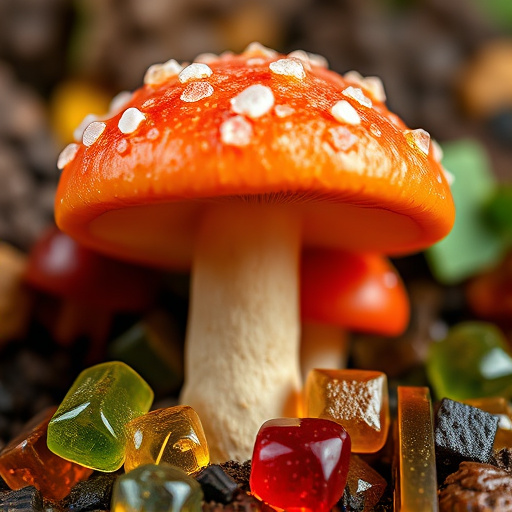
[344,71,386,102]
[180,82,214,103]
[231,84,274,119]
[342,86,372,108]
[194,53,219,64]
[331,101,361,125]
[57,143,79,169]
[247,58,265,66]
[243,42,277,58]
[147,127,160,140]
[269,58,306,80]
[329,126,358,151]
[144,59,183,85]
[286,51,312,70]
[274,105,295,118]
[74,114,99,142]
[116,139,128,154]
[178,63,213,83]
[404,128,431,155]
[220,116,253,146]
[306,52,329,69]
[82,121,106,147]
[109,91,133,115]
[118,108,146,134]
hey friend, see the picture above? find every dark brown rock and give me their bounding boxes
[219,460,251,493]
[439,461,512,512]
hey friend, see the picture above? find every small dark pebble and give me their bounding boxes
[201,491,275,511]
[435,398,499,482]
[439,461,512,512]
[60,473,117,512]
[371,493,394,512]
[0,486,43,512]
[196,464,239,504]
[219,460,252,493]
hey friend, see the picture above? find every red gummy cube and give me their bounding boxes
[250,418,351,511]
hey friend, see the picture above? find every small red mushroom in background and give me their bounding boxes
[300,248,410,381]
[54,43,455,461]
[24,226,159,361]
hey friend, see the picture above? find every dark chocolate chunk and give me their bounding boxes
[219,460,251,492]
[439,461,512,512]
[0,486,43,511]
[61,473,117,511]
[435,398,499,480]
[196,464,239,504]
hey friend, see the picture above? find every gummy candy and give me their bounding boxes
[47,361,153,472]
[124,406,209,474]
[250,417,351,511]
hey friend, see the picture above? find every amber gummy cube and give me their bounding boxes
[124,405,209,474]
[305,369,390,453]
[395,386,438,512]
[0,407,93,501]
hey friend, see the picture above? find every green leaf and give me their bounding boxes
[426,139,505,284]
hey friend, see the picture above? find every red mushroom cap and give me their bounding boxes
[55,47,454,268]
[24,226,158,311]
[301,249,409,336]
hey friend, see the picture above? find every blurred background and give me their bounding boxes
[1,0,512,446]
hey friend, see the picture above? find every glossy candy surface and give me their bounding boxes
[111,464,203,512]
[396,387,438,512]
[0,407,93,501]
[305,368,389,453]
[427,322,512,400]
[124,406,209,474]
[47,361,154,472]
[250,417,351,511]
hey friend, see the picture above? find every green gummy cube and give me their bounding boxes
[427,322,512,401]
[47,361,154,472]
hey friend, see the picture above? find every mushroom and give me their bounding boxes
[300,249,409,381]
[55,44,455,462]
[24,226,158,360]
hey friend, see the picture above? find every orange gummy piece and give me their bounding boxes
[0,406,93,501]
[396,386,437,512]
[305,369,390,453]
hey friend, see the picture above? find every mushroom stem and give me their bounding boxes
[300,322,350,382]
[180,204,302,462]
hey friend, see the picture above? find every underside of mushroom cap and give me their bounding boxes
[55,45,455,269]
